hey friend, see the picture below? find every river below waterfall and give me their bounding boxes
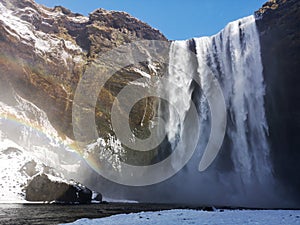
[0,203,188,225]
[1,204,299,225]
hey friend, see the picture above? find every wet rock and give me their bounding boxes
[93,192,103,202]
[256,0,300,202]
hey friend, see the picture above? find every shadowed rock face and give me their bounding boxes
[256,0,300,201]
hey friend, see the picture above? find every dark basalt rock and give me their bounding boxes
[255,0,288,18]
[25,174,94,204]
[93,192,103,202]
[256,0,300,202]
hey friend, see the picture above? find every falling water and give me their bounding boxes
[163,40,197,167]
[195,15,272,183]
[162,15,277,207]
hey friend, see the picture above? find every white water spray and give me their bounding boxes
[162,15,276,207]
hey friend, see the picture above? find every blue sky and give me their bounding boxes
[35,0,266,40]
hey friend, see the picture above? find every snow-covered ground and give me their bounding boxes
[62,209,300,225]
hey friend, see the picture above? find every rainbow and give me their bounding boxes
[0,109,84,163]
[0,53,104,175]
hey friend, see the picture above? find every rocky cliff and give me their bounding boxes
[0,0,167,139]
[0,0,168,169]
[256,0,300,201]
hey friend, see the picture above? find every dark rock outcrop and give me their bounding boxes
[93,192,103,202]
[25,174,95,203]
[256,0,300,201]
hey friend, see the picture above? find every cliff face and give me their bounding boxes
[0,0,167,142]
[256,0,300,199]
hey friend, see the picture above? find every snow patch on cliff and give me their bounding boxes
[0,2,84,64]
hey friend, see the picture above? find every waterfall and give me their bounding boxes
[163,15,276,207]
[166,41,193,144]
[195,15,272,183]
[163,40,196,164]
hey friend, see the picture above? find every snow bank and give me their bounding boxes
[62,209,300,225]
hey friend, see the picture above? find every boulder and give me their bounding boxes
[93,192,103,202]
[25,174,94,204]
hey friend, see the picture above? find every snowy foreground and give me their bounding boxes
[62,209,300,225]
